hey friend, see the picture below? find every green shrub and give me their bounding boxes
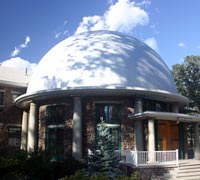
[59,170,140,180]
[0,148,84,180]
[59,171,109,180]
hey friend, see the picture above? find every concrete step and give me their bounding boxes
[159,160,200,180]
[179,163,200,167]
[160,173,200,180]
[176,172,200,178]
[179,167,200,173]
[176,176,200,180]
[179,164,200,169]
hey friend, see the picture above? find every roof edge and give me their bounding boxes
[129,111,200,122]
[15,88,189,108]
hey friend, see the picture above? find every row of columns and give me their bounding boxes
[20,102,38,152]
[20,97,83,160]
[20,97,200,160]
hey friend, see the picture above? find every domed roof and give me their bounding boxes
[27,30,177,95]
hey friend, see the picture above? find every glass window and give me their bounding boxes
[0,91,4,106]
[96,104,121,123]
[47,105,65,125]
[8,127,21,148]
[143,100,171,112]
[48,128,64,157]
[109,127,120,150]
[95,103,121,151]
[46,105,65,159]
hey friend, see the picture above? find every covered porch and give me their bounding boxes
[128,111,200,163]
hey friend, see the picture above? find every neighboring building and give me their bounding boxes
[0,66,31,148]
[15,30,200,160]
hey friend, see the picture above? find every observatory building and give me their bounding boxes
[16,30,200,160]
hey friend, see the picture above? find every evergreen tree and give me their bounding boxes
[86,121,121,179]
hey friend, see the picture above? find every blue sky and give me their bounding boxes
[0,0,200,71]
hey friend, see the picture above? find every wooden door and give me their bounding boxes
[171,123,179,150]
[158,121,179,150]
[158,121,170,150]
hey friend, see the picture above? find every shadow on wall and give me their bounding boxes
[28,31,177,93]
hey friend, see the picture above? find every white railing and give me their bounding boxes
[121,149,179,167]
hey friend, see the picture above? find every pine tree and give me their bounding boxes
[86,121,121,179]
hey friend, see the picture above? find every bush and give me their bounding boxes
[0,148,84,180]
[59,170,139,180]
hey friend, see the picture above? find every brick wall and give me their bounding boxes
[0,85,25,146]
[37,96,137,158]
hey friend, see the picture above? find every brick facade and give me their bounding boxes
[0,85,26,146]
[37,96,137,158]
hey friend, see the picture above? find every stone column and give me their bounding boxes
[134,98,144,150]
[148,119,155,162]
[72,97,82,160]
[27,103,38,153]
[194,123,200,159]
[20,111,28,150]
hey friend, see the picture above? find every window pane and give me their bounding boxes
[96,104,121,123]
[0,92,3,105]
[46,105,65,159]
[110,127,120,149]
[109,105,120,122]
[49,128,64,156]
[8,127,21,148]
[47,105,65,125]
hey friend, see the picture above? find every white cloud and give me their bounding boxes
[75,0,149,34]
[144,37,159,52]
[11,36,31,57]
[178,42,185,47]
[1,57,37,71]
[135,0,151,7]
[11,47,20,57]
[20,36,30,48]
[54,19,69,39]
[54,32,62,39]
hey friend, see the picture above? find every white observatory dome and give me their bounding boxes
[27,30,177,95]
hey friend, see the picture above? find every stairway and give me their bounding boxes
[160,160,200,180]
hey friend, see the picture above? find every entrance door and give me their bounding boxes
[158,121,179,150]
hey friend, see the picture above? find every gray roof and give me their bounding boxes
[0,66,31,87]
